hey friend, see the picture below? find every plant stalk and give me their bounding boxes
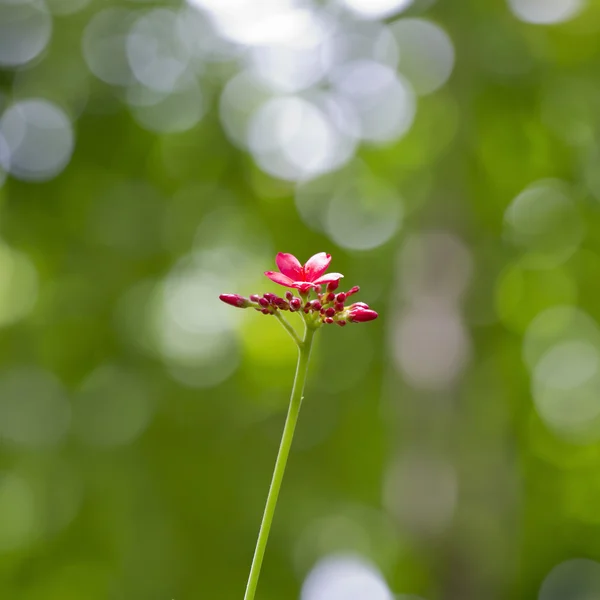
[243,326,316,600]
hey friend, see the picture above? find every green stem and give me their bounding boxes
[243,325,316,600]
[273,311,302,348]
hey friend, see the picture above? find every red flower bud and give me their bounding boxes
[325,317,334,324]
[325,307,336,317]
[261,308,271,314]
[334,302,344,312]
[336,320,347,326]
[258,298,270,308]
[263,293,277,302]
[327,280,340,292]
[285,291,293,301]
[250,294,260,302]
[219,294,250,308]
[346,286,360,297]
[312,301,322,311]
[326,293,335,302]
[336,293,346,303]
[289,297,302,311]
[347,303,378,323]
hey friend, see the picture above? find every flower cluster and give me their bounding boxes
[219,252,378,327]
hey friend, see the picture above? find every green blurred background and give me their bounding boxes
[2,0,600,598]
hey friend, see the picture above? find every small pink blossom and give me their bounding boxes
[220,252,378,328]
[264,252,344,292]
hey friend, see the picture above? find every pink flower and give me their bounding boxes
[347,302,378,323]
[265,252,344,292]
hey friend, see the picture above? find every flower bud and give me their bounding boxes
[261,308,271,315]
[325,317,334,324]
[219,294,250,308]
[312,301,322,311]
[289,297,302,311]
[249,294,261,302]
[325,307,336,317]
[334,302,344,312]
[346,286,360,297]
[258,298,270,308]
[326,293,335,302]
[263,293,277,303]
[285,291,293,301]
[347,303,378,323]
[336,293,346,303]
[336,320,347,327]
[327,280,340,292]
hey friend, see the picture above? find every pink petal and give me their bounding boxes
[313,272,344,285]
[275,253,303,280]
[264,271,295,287]
[304,252,332,281]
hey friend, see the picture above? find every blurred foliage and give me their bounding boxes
[2,0,600,599]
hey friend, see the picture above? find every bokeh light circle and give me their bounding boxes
[0,0,52,68]
[330,59,416,144]
[248,95,356,181]
[389,18,455,95]
[393,305,470,391]
[504,179,583,268]
[220,70,272,150]
[326,20,400,72]
[325,172,403,250]
[301,554,394,600]
[244,8,334,94]
[339,0,414,20]
[0,99,74,181]
[522,305,600,371]
[152,246,252,388]
[127,8,194,93]
[83,7,137,86]
[532,339,600,443]
[507,0,585,24]
[296,161,403,248]
[539,558,600,600]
